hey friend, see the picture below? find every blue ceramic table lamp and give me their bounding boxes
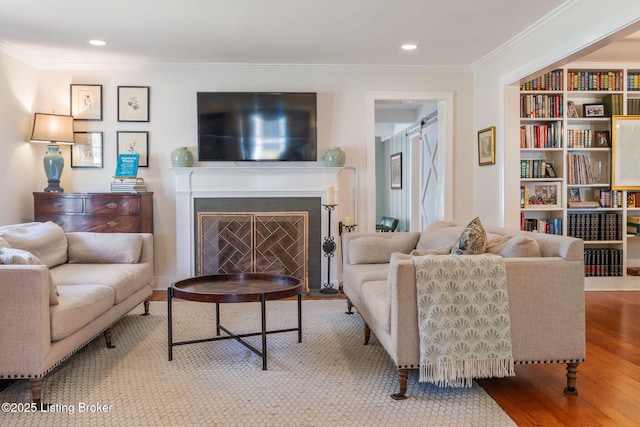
[30,113,75,192]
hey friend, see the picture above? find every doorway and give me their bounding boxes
[366,91,454,232]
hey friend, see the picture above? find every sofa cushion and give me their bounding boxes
[50,284,115,341]
[67,232,143,264]
[51,263,152,304]
[416,221,464,251]
[348,233,420,264]
[487,235,542,258]
[0,247,59,305]
[451,217,487,255]
[0,221,67,268]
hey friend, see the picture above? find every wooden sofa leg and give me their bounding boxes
[391,369,409,400]
[30,378,42,406]
[345,298,354,314]
[364,322,371,345]
[564,362,579,395]
[142,298,150,316]
[104,328,116,349]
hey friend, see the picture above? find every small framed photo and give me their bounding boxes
[390,152,402,189]
[526,182,561,208]
[569,188,581,202]
[545,163,557,178]
[583,103,605,117]
[117,131,149,167]
[567,101,579,118]
[595,130,610,147]
[71,132,103,168]
[477,126,496,166]
[70,84,102,120]
[118,86,150,122]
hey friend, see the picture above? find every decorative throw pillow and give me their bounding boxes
[451,217,487,255]
[0,221,68,268]
[487,235,541,258]
[348,233,420,264]
[67,232,143,264]
[0,247,59,305]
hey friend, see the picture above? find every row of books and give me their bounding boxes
[520,122,562,148]
[520,160,556,179]
[627,98,640,115]
[566,129,595,148]
[567,71,624,91]
[520,215,563,235]
[520,70,564,91]
[567,154,594,185]
[627,73,640,91]
[520,94,563,118]
[584,248,623,277]
[602,94,623,116]
[626,192,640,208]
[596,190,623,208]
[567,212,622,241]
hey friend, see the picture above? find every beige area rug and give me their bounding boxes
[1,300,516,427]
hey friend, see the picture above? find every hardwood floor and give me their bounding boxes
[477,291,640,426]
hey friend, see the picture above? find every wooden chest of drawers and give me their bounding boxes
[34,192,153,233]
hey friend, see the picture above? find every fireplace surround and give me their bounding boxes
[173,165,343,290]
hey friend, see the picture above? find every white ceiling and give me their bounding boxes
[0,0,569,68]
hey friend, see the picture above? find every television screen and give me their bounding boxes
[197,92,317,161]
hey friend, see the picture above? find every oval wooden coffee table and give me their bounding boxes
[167,273,303,370]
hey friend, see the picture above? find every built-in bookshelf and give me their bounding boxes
[518,66,640,284]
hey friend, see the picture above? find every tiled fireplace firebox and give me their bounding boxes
[173,166,342,290]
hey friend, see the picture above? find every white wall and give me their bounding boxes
[1,63,474,288]
[472,0,640,229]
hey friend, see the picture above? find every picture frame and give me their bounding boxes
[612,116,640,189]
[118,86,150,122]
[524,181,561,208]
[569,188,581,202]
[71,132,103,168]
[390,152,402,189]
[583,103,605,117]
[567,100,579,118]
[545,163,557,178]
[594,130,610,147]
[477,126,496,166]
[117,131,149,167]
[70,84,102,120]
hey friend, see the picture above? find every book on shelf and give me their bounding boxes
[602,94,623,116]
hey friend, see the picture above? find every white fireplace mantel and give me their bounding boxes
[172,165,344,280]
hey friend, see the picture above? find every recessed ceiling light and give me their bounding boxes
[89,40,107,46]
[401,44,418,50]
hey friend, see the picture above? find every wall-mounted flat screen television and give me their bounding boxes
[197,92,317,161]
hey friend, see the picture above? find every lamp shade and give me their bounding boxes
[30,113,74,144]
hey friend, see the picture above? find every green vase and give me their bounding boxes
[324,146,345,167]
[43,145,64,192]
[171,146,193,167]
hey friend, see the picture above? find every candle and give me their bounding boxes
[326,186,335,205]
[344,216,354,226]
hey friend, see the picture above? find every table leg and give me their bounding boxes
[216,302,221,336]
[167,287,173,361]
[261,294,267,370]
[298,293,302,343]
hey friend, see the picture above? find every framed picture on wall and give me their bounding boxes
[71,131,103,168]
[70,84,102,120]
[118,86,150,122]
[612,116,640,189]
[478,126,496,166]
[117,131,149,167]
[390,152,402,189]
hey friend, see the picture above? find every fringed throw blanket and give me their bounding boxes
[413,254,515,387]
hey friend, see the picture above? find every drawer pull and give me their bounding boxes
[53,203,63,208]
[106,202,118,209]
[107,221,118,228]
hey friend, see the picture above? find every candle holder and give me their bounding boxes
[339,221,357,235]
[320,204,339,294]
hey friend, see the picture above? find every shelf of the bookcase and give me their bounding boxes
[520,147,563,152]
[566,90,624,94]
[582,240,624,245]
[566,147,610,152]
[520,90,563,94]
[520,178,563,182]
[520,117,563,122]
[566,183,611,188]
[566,117,611,124]
[520,207,563,211]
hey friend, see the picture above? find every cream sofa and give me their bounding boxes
[341,220,585,399]
[0,222,153,404]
